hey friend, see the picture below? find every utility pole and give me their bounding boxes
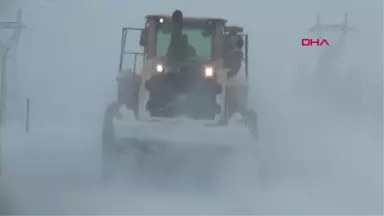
[0,9,25,175]
[306,14,362,110]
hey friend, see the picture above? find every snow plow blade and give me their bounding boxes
[101,107,257,190]
[114,116,255,148]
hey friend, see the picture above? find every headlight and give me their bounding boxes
[204,66,214,77]
[155,64,164,73]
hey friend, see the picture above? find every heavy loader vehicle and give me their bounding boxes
[101,11,258,189]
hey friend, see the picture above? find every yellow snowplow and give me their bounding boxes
[101,11,258,189]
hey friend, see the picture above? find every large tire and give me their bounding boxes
[101,103,118,185]
[244,109,258,139]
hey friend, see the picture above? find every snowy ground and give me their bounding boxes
[1,94,382,215]
[0,0,382,214]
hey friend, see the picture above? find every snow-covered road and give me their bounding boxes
[2,97,382,215]
[0,0,382,214]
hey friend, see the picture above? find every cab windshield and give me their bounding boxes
[155,25,213,59]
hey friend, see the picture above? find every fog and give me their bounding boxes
[0,0,383,214]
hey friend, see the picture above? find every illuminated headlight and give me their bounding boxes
[155,64,164,73]
[159,18,164,23]
[204,66,214,77]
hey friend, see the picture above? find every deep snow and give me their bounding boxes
[0,0,383,215]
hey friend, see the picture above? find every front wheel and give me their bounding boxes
[101,102,119,186]
[243,109,258,139]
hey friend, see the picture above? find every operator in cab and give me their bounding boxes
[167,10,186,62]
[166,10,198,62]
[183,34,197,57]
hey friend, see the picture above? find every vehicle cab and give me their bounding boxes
[118,14,248,122]
[141,15,227,79]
